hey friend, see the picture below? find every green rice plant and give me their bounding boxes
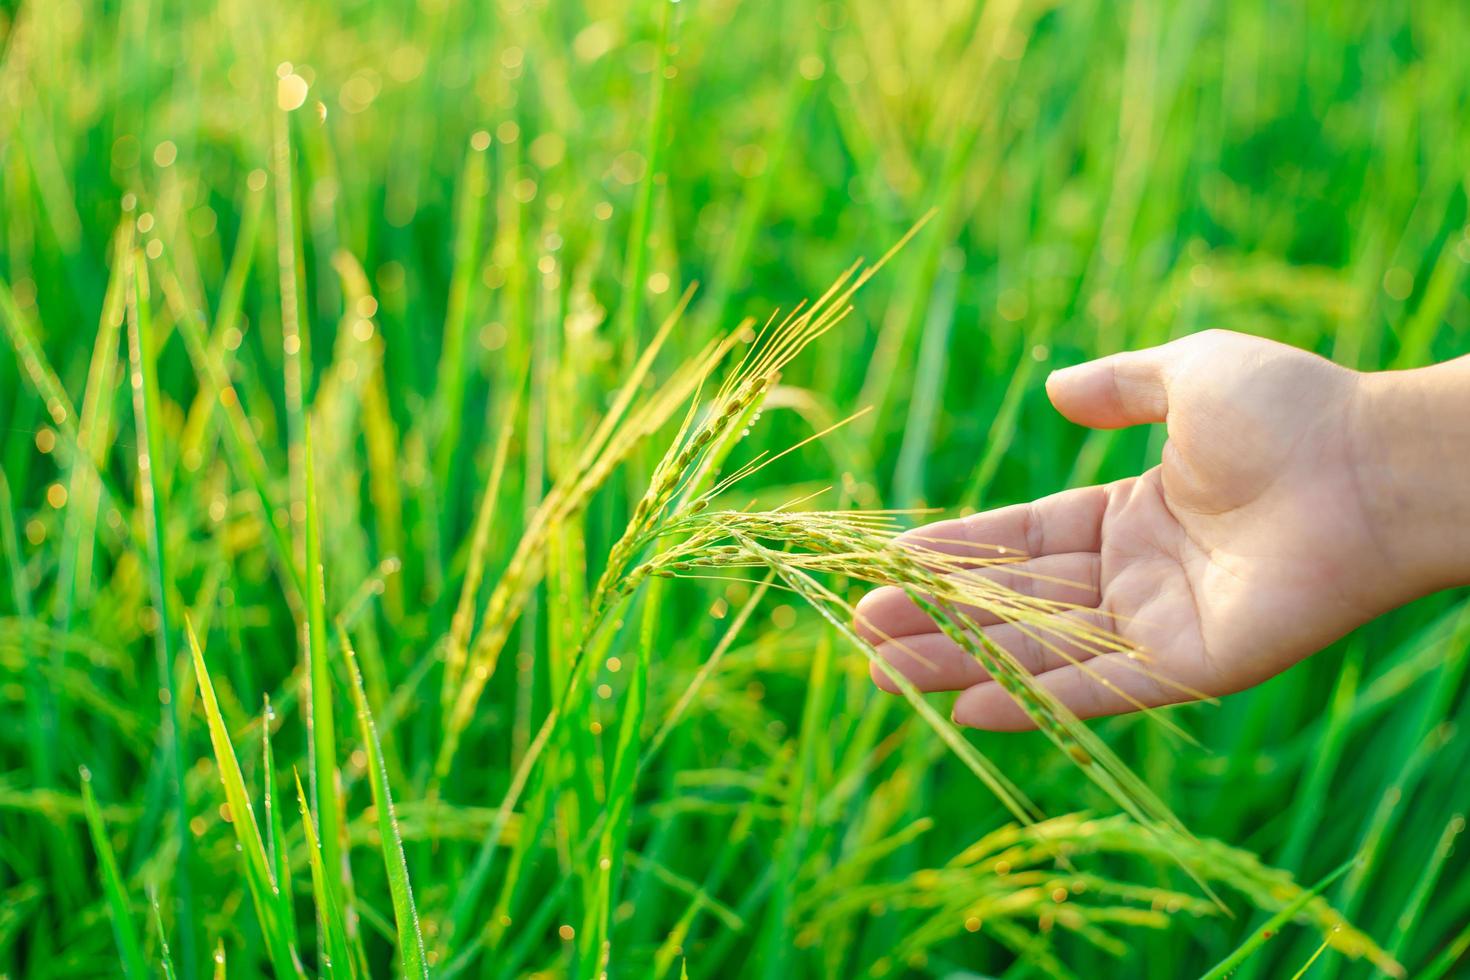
[338,625,428,979]
[1419,920,1470,980]
[6,2,1470,976]
[123,244,199,971]
[293,769,355,979]
[261,694,299,953]
[434,287,716,784]
[54,219,134,627]
[185,619,303,978]
[151,888,180,980]
[1385,812,1465,963]
[301,422,350,952]
[157,242,306,610]
[639,508,1182,809]
[798,812,1385,979]
[1200,859,1359,980]
[1290,937,1335,980]
[623,509,1395,972]
[79,766,148,980]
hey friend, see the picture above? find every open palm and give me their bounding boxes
[857,330,1405,730]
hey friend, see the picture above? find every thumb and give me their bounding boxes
[1045,346,1174,429]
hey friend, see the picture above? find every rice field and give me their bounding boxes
[2,0,1469,977]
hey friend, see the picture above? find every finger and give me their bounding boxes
[977,610,1120,675]
[869,633,990,693]
[854,552,1101,643]
[1046,346,1173,429]
[867,608,1114,694]
[895,485,1111,564]
[951,652,1195,731]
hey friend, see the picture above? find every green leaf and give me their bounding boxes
[303,422,349,940]
[339,626,428,978]
[1199,858,1359,980]
[293,770,355,980]
[185,618,303,978]
[150,888,179,980]
[80,766,149,980]
[262,694,298,950]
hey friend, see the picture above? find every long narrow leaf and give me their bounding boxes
[339,626,428,978]
[302,423,347,931]
[1199,859,1360,980]
[80,767,149,980]
[185,618,302,977]
[124,249,199,969]
[293,771,355,980]
[150,889,179,980]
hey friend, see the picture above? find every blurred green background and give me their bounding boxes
[2,0,1469,976]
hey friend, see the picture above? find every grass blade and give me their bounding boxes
[185,618,303,978]
[612,0,675,363]
[1288,937,1333,980]
[1418,918,1470,980]
[339,626,428,979]
[293,770,355,980]
[124,248,199,974]
[302,422,349,939]
[1387,812,1465,963]
[150,888,179,980]
[1199,859,1362,980]
[262,695,298,950]
[80,766,149,980]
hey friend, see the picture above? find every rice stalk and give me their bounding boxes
[441,226,939,970]
[434,285,711,784]
[0,465,81,901]
[441,376,523,719]
[797,813,1391,977]
[618,494,1397,969]
[733,535,1042,825]
[1419,919,1470,980]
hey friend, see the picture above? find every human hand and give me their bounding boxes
[857,329,1470,730]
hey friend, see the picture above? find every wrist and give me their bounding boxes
[1352,357,1470,596]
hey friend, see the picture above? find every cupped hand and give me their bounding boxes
[857,330,1445,730]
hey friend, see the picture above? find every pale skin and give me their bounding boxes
[856,329,1470,731]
